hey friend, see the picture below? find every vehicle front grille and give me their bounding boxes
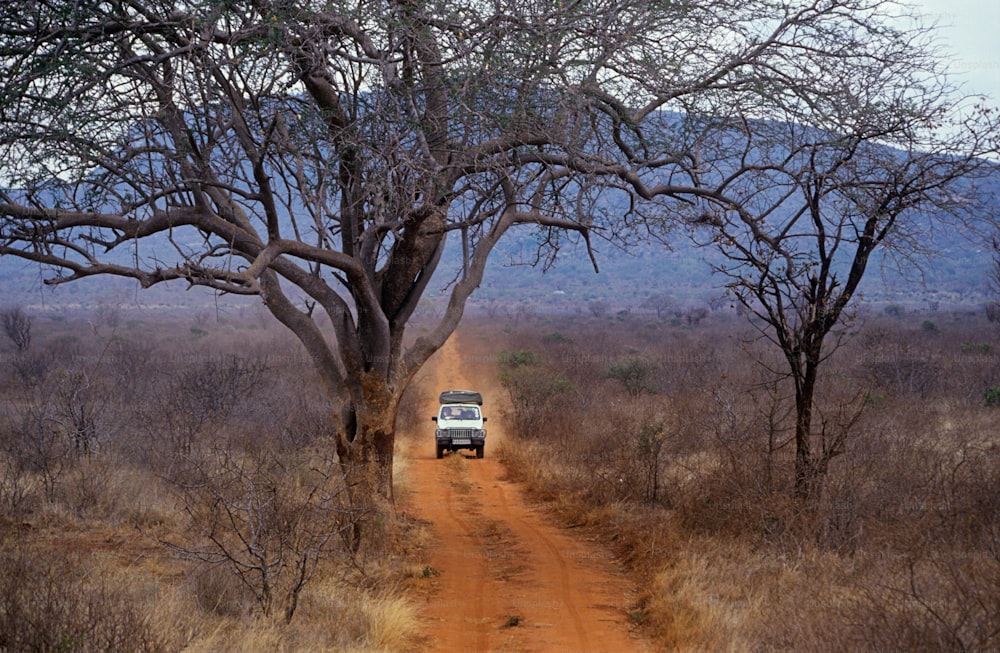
[444,429,480,439]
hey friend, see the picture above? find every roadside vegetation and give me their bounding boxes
[2,302,998,651]
[471,308,1000,652]
[0,310,424,652]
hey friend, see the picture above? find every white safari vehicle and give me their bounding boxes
[432,390,487,459]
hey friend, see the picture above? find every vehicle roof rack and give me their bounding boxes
[439,390,483,405]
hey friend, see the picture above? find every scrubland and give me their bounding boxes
[1,305,997,651]
[464,308,1000,651]
[0,311,425,652]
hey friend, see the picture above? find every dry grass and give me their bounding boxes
[468,310,1000,651]
[170,575,422,653]
[0,312,424,652]
[2,307,995,651]
[358,591,422,651]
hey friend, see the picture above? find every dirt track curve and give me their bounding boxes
[403,336,650,653]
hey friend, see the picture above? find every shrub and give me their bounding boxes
[164,445,354,623]
[884,304,904,317]
[498,364,572,439]
[543,331,573,344]
[498,349,537,368]
[606,355,657,396]
[0,456,32,518]
[1,306,31,352]
[0,542,166,652]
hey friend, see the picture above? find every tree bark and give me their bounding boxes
[793,357,818,499]
[332,372,399,551]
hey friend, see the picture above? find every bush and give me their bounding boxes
[498,349,537,368]
[543,331,573,344]
[498,364,572,439]
[884,304,904,317]
[165,444,354,623]
[1,306,31,352]
[0,542,166,652]
[606,355,657,396]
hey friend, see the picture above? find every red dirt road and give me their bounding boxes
[403,336,649,653]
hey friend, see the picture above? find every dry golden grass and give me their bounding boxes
[358,591,422,651]
[161,579,422,653]
[2,309,996,651]
[392,433,415,502]
[0,313,425,653]
[468,311,1000,651]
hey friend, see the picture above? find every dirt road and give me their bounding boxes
[403,336,649,653]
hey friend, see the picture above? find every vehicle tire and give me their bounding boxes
[475,445,484,459]
[435,444,444,459]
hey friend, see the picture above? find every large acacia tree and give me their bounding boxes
[0,0,966,503]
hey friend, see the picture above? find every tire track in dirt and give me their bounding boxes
[403,335,649,653]
[439,471,489,651]
[491,481,588,644]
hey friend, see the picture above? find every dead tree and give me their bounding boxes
[684,87,998,498]
[1,307,31,352]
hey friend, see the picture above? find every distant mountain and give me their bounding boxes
[462,161,1000,314]
[458,226,996,314]
[2,199,996,315]
[3,142,997,316]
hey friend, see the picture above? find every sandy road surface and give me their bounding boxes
[403,336,649,653]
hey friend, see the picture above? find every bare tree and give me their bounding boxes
[993,238,1000,293]
[165,445,352,623]
[685,306,708,326]
[1,306,31,352]
[5,402,71,504]
[588,300,610,319]
[157,355,267,454]
[640,293,675,321]
[0,0,958,508]
[681,36,999,497]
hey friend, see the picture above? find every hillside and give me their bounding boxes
[3,163,997,315]
[1,220,995,315]
[462,223,998,314]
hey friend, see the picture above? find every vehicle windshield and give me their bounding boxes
[440,406,480,420]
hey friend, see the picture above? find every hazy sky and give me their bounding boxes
[909,0,1000,102]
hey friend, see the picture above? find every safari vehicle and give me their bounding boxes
[432,390,487,459]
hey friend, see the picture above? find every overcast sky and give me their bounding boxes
[909,0,1000,102]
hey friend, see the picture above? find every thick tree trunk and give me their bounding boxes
[333,374,399,551]
[338,418,395,503]
[336,432,394,552]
